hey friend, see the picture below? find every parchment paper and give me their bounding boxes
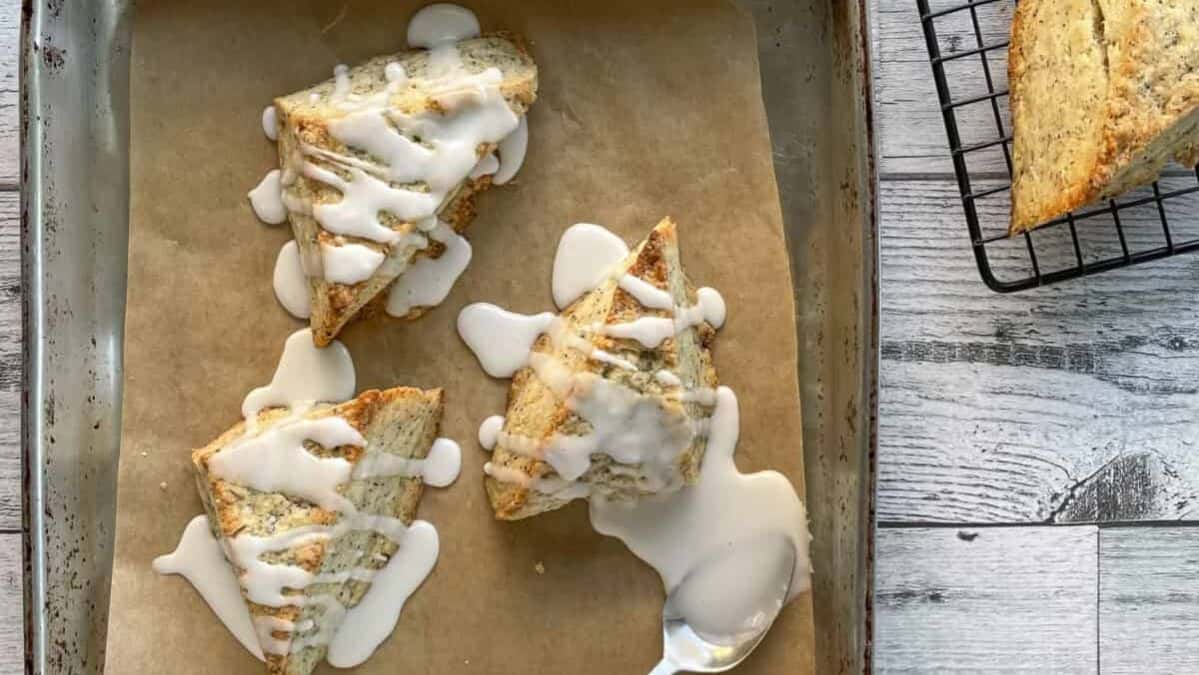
[104,1,814,672]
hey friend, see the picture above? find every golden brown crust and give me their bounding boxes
[1010,0,1199,233]
[191,386,444,675]
[273,35,538,347]
[485,218,719,520]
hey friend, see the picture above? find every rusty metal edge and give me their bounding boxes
[22,1,132,673]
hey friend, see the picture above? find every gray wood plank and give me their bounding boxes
[0,190,18,531]
[0,533,22,673]
[873,0,1014,176]
[873,526,1098,673]
[1099,527,1199,674]
[0,0,17,187]
[878,178,1199,524]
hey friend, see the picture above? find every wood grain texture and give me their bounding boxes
[0,191,18,531]
[1099,527,1199,674]
[0,0,16,187]
[0,534,23,673]
[873,0,1013,176]
[878,178,1199,524]
[873,526,1099,673]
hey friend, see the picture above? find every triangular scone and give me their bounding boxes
[192,387,443,675]
[274,35,538,345]
[1009,0,1199,233]
[485,219,719,520]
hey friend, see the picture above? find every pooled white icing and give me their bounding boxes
[326,521,441,667]
[469,152,500,179]
[208,417,364,512]
[332,64,351,98]
[457,304,555,377]
[320,241,386,285]
[493,116,528,185]
[536,372,695,484]
[253,2,531,325]
[696,286,726,329]
[590,387,811,633]
[352,437,462,488]
[478,415,504,450]
[602,287,727,349]
[422,438,463,487]
[262,106,279,141]
[272,241,312,319]
[551,223,630,309]
[384,61,407,85]
[153,516,265,661]
[159,322,462,666]
[249,170,287,224]
[302,163,417,243]
[385,223,473,317]
[655,370,683,387]
[618,274,673,310]
[407,3,481,48]
[459,221,811,648]
[241,328,356,421]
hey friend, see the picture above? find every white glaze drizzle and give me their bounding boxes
[253,2,529,324]
[153,516,266,661]
[459,221,811,646]
[385,223,473,317]
[590,387,812,636]
[459,224,714,485]
[325,521,441,667]
[159,318,462,665]
[493,116,529,185]
[249,170,287,224]
[272,241,311,319]
[407,3,481,48]
[262,105,279,141]
[602,287,726,348]
[478,415,504,450]
[320,241,387,285]
[654,369,682,387]
[332,64,351,99]
[618,273,673,310]
[241,328,356,422]
[208,417,363,512]
[352,437,463,488]
[457,304,555,377]
[551,223,630,309]
[469,152,500,179]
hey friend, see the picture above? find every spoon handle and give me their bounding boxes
[648,658,678,675]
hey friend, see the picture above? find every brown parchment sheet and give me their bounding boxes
[104,1,813,672]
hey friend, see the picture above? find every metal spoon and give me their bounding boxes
[648,541,797,675]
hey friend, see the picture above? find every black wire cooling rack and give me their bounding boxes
[917,0,1199,292]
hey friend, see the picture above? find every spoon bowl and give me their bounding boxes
[649,538,797,674]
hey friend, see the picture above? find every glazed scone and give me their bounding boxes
[1009,0,1199,233]
[192,387,443,675]
[273,35,538,345]
[484,219,719,520]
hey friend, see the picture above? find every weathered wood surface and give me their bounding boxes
[1098,527,1199,675]
[0,192,19,532]
[0,534,21,674]
[0,0,16,188]
[877,179,1199,525]
[874,0,1013,176]
[873,526,1099,673]
[871,0,1199,671]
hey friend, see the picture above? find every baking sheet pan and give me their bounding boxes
[21,0,877,672]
